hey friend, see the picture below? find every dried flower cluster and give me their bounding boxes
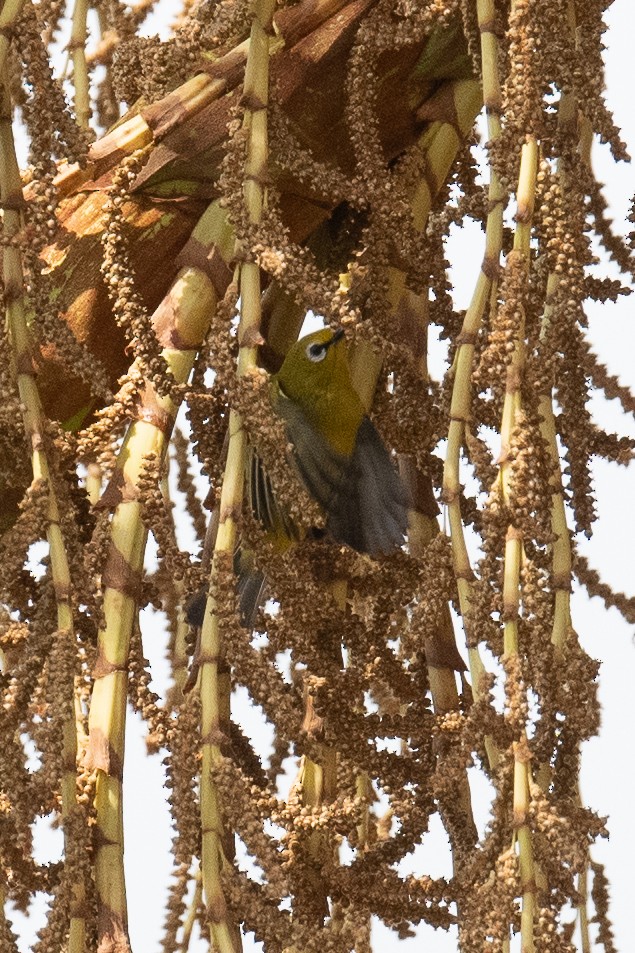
[0,1,633,953]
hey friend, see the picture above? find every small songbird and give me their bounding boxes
[186,328,409,631]
[266,327,409,555]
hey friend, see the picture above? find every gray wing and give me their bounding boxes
[236,559,266,628]
[274,394,352,515]
[278,396,409,556]
[325,416,410,556]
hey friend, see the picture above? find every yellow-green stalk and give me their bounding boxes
[397,292,476,844]
[535,38,591,939]
[0,0,26,77]
[182,867,203,951]
[300,578,346,924]
[442,0,506,769]
[197,2,276,949]
[69,0,91,131]
[498,137,539,953]
[0,72,86,953]
[348,78,485,883]
[537,270,573,655]
[85,263,217,951]
[347,76,485,869]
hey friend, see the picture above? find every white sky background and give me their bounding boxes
[8,1,635,950]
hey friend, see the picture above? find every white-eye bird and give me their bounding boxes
[259,326,409,555]
[186,327,409,632]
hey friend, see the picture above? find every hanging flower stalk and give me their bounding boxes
[394,82,484,854]
[344,73,483,863]
[0,74,87,953]
[442,0,506,769]
[197,1,276,949]
[388,88,484,853]
[498,136,539,951]
[85,201,221,948]
[69,0,91,132]
[534,28,593,936]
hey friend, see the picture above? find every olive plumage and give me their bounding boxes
[268,327,409,555]
[186,328,409,632]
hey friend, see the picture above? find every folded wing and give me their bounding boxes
[275,395,409,556]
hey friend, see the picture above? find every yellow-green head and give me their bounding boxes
[274,327,364,457]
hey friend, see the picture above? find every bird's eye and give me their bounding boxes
[306,342,327,363]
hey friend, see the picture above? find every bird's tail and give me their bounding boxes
[184,547,266,631]
[236,553,267,629]
[183,549,266,694]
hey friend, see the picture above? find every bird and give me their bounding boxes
[186,327,409,631]
[266,327,409,555]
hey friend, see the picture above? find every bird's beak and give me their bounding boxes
[327,328,345,348]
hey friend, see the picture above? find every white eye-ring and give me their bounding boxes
[306,342,327,363]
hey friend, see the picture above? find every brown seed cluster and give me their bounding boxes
[1,1,633,951]
[100,149,183,402]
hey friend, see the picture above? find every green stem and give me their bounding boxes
[0,0,26,78]
[1,67,87,953]
[70,0,91,130]
[498,137,539,953]
[442,0,506,771]
[86,266,217,951]
[197,2,276,948]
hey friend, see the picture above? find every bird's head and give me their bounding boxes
[276,327,349,405]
